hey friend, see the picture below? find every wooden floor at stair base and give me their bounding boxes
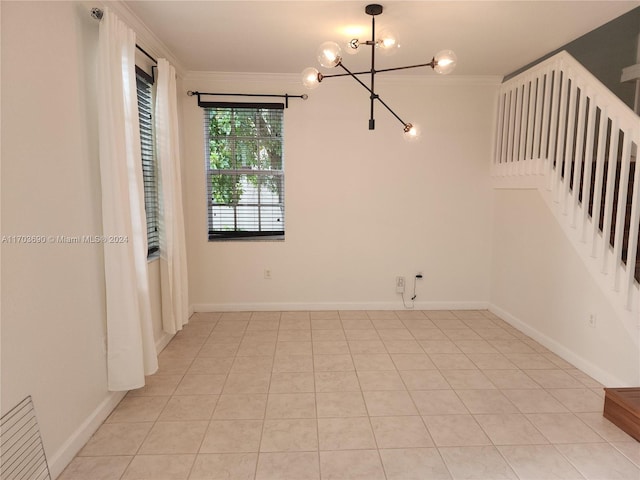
[603,387,640,442]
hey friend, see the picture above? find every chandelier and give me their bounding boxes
[302,3,457,139]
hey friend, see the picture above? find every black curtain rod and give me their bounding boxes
[136,45,157,65]
[90,7,158,65]
[187,91,308,109]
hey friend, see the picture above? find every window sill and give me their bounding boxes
[208,230,285,241]
[208,235,284,242]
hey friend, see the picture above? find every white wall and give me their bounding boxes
[1,5,635,480]
[0,2,167,477]
[490,188,640,386]
[1,1,111,475]
[183,73,498,310]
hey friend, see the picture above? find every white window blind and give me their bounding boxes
[203,103,285,240]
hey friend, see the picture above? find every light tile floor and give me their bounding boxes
[60,310,640,480]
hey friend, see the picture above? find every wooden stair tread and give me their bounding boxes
[603,387,640,441]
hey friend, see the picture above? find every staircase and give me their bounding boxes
[492,51,639,331]
[608,161,639,281]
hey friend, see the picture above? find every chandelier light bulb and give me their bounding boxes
[403,123,420,141]
[303,4,459,133]
[433,50,457,75]
[302,67,321,89]
[377,28,400,56]
[346,38,360,55]
[317,41,343,68]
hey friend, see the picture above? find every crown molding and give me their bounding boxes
[185,70,502,87]
[185,71,304,86]
[83,0,186,77]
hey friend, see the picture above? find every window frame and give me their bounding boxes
[202,102,285,241]
[135,66,160,257]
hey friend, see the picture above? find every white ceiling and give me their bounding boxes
[124,1,639,76]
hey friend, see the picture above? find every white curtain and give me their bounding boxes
[155,59,189,334]
[97,9,158,391]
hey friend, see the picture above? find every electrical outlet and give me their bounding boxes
[264,269,272,280]
[588,314,596,328]
[396,276,405,293]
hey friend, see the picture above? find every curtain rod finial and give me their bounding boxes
[90,8,103,20]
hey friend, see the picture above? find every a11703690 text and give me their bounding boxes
[1,235,129,245]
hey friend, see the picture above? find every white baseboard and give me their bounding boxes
[489,303,629,387]
[47,300,626,479]
[48,391,126,479]
[49,333,175,478]
[155,331,174,354]
[191,300,489,312]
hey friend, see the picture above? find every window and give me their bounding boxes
[135,68,159,256]
[203,103,285,240]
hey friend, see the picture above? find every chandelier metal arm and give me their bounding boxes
[321,70,371,79]
[319,59,437,80]
[375,60,437,74]
[303,3,456,136]
[337,62,378,130]
[337,62,374,95]
[375,95,408,128]
[337,62,408,130]
[369,13,377,129]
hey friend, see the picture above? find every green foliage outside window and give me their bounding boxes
[205,105,284,237]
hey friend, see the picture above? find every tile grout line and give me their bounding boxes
[310,317,322,480]
[401,313,465,480]
[178,315,219,480]
[238,312,275,480]
[126,324,203,477]
[61,310,639,480]
[200,315,251,476]
[366,311,392,480]
[181,320,220,478]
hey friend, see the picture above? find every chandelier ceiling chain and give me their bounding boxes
[302,3,457,139]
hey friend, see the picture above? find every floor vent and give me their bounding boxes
[1,396,51,480]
